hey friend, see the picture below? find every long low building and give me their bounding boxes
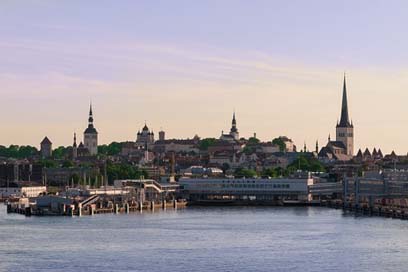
[179,175,314,205]
[0,186,46,198]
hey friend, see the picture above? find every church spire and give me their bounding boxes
[88,102,94,127]
[338,73,352,128]
[73,132,77,148]
[230,111,238,133]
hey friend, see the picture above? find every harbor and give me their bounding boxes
[6,169,408,221]
[5,179,186,217]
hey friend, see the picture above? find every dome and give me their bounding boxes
[84,126,98,134]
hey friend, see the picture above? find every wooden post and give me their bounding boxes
[354,176,360,210]
[78,204,82,217]
[25,207,32,217]
[343,174,348,209]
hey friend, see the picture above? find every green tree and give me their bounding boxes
[247,137,260,145]
[262,168,279,178]
[98,142,122,156]
[0,145,38,158]
[62,160,74,168]
[221,163,230,173]
[272,138,286,152]
[199,138,217,151]
[39,159,58,168]
[106,162,148,184]
[235,168,257,178]
[287,155,326,173]
[53,146,69,159]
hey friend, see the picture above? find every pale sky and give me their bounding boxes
[1,0,408,154]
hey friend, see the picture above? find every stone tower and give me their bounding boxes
[336,74,354,156]
[40,136,52,158]
[159,130,165,141]
[84,103,98,155]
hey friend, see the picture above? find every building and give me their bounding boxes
[336,74,354,156]
[72,133,78,159]
[83,103,98,155]
[0,185,46,198]
[0,162,43,184]
[136,123,155,148]
[159,130,165,141]
[220,112,239,142]
[40,137,52,158]
[278,136,296,152]
[154,137,200,154]
[319,75,354,161]
[179,174,314,204]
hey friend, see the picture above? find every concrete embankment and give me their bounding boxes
[320,199,408,220]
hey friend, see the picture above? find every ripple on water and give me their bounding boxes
[1,205,408,272]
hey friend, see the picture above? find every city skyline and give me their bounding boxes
[2,1,408,153]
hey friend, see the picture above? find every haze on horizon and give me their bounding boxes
[1,0,408,154]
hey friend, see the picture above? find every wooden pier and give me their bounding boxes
[6,198,186,217]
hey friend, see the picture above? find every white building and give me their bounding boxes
[179,174,315,203]
[0,186,47,198]
[220,112,239,142]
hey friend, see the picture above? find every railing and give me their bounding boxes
[80,195,99,207]
[310,178,408,198]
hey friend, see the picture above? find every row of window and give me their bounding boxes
[193,183,291,189]
[338,133,353,137]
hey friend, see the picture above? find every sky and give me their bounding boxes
[1,0,408,154]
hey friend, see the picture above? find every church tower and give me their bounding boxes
[84,103,98,155]
[230,111,239,140]
[336,74,354,156]
[72,133,78,159]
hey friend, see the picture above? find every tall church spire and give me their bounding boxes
[84,102,98,155]
[335,73,354,156]
[338,73,352,128]
[73,132,77,148]
[88,102,94,126]
[228,110,239,140]
[230,111,238,133]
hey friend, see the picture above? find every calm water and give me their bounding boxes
[1,205,408,272]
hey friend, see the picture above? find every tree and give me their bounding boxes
[199,138,217,151]
[98,142,122,156]
[53,146,69,159]
[247,137,260,145]
[234,168,257,178]
[221,163,230,173]
[106,162,148,184]
[272,138,286,152]
[262,168,279,178]
[0,145,38,158]
[243,137,260,154]
[62,160,74,168]
[287,155,326,173]
[39,159,58,168]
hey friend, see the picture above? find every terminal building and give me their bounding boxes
[179,173,314,205]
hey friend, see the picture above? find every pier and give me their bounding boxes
[6,179,186,217]
[310,173,408,220]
